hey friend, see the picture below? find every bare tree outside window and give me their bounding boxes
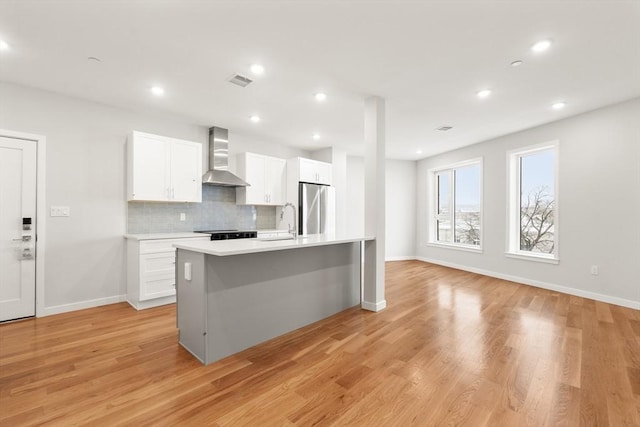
[508,144,557,259]
[455,211,481,245]
[520,185,554,253]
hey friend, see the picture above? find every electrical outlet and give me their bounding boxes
[180,213,186,221]
[590,265,599,276]
[50,206,70,217]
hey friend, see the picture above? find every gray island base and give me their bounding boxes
[175,237,369,365]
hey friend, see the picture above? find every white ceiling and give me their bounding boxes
[1,1,639,159]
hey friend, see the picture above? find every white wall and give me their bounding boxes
[416,98,640,308]
[385,159,417,260]
[228,133,310,169]
[346,156,365,235]
[0,82,308,314]
[346,156,417,260]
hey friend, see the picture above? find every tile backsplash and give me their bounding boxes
[127,186,277,234]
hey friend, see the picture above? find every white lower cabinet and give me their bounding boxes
[127,236,209,310]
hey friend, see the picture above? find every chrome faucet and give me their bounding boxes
[280,202,297,238]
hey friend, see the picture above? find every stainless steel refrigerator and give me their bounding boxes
[299,182,335,236]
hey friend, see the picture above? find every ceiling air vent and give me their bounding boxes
[228,73,253,87]
[436,126,453,131]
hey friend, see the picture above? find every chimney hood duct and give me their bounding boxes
[202,127,250,187]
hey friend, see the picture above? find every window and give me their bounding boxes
[507,142,558,262]
[430,159,482,250]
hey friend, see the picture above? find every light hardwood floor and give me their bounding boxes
[1,261,639,426]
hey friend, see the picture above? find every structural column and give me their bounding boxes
[362,96,386,311]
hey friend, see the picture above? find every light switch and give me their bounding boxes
[180,213,186,221]
[50,206,70,217]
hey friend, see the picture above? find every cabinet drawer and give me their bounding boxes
[140,240,177,254]
[140,237,208,254]
[141,252,175,274]
[140,276,175,301]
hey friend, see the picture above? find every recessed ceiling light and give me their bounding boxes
[150,86,165,96]
[416,150,423,155]
[551,101,566,110]
[249,115,261,123]
[314,92,327,102]
[312,133,321,140]
[531,39,552,53]
[250,64,264,75]
[0,40,10,51]
[511,60,523,67]
[477,89,492,99]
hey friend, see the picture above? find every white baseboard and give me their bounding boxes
[385,256,416,261]
[40,295,127,317]
[127,296,176,311]
[362,300,387,312]
[416,257,640,310]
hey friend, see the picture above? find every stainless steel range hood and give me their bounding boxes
[202,127,250,187]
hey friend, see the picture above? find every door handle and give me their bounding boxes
[13,236,31,241]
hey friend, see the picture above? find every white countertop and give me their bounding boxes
[173,234,374,256]
[124,232,210,240]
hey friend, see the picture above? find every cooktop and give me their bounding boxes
[195,230,257,240]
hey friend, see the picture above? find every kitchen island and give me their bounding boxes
[174,234,373,365]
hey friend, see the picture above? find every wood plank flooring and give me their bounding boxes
[1,261,639,426]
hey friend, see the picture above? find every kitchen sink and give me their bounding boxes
[256,235,296,241]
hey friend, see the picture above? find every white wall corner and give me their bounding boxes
[363,96,386,311]
[361,300,387,312]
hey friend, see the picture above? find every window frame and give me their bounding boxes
[506,140,559,264]
[427,157,483,253]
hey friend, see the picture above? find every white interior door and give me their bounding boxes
[0,136,37,321]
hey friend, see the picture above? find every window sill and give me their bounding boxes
[505,252,559,264]
[427,242,483,254]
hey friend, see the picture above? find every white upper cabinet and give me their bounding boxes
[235,152,286,205]
[292,157,332,185]
[127,131,202,202]
[169,140,202,202]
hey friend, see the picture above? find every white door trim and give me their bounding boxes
[0,129,46,318]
